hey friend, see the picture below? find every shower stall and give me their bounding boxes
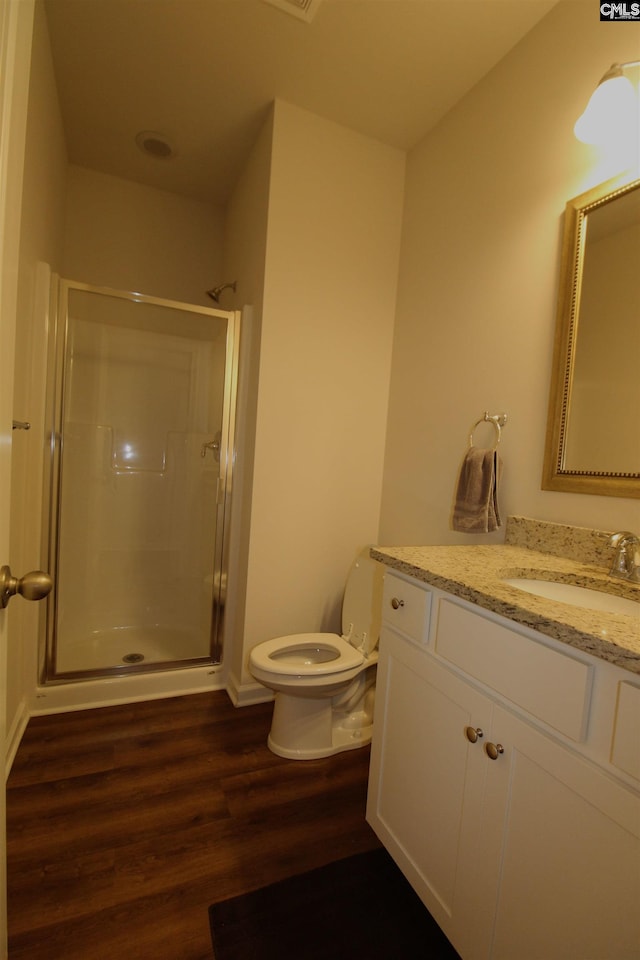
[42,280,239,685]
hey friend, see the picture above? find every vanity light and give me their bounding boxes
[574,61,640,144]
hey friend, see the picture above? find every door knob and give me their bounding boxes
[0,565,53,609]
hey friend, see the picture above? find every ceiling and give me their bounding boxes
[44,0,557,206]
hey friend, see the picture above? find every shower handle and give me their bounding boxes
[201,431,222,461]
[0,565,53,609]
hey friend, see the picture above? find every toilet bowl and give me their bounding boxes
[249,547,383,760]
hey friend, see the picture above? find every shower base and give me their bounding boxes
[32,660,225,715]
[54,625,210,675]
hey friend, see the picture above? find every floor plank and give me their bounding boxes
[7,690,379,959]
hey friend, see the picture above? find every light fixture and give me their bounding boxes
[574,61,640,144]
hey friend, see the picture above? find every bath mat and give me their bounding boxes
[208,847,461,959]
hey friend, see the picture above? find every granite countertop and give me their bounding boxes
[371,542,640,675]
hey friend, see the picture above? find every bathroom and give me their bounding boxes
[1,0,639,953]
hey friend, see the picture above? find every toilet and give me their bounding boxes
[249,547,384,760]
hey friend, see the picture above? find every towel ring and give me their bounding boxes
[468,412,507,451]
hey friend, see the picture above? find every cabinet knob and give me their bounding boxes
[464,726,484,744]
[485,742,504,760]
[390,597,405,610]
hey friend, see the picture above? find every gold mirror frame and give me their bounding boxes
[542,175,640,499]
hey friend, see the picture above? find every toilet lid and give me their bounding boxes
[341,548,384,655]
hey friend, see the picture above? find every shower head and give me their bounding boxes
[206,281,237,303]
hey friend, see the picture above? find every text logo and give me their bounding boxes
[600,2,640,19]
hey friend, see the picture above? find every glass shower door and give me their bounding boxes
[47,282,238,679]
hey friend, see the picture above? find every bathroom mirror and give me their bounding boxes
[542,175,640,499]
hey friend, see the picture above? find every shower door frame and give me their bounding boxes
[41,278,240,683]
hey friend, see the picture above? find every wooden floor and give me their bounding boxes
[6,690,380,960]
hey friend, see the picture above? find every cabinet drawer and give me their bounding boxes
[611,682,640,781]
[382,572,431,644]
[434,599,593,741]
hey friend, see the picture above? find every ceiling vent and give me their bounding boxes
[135,130,175,160]
[262,0,321,23]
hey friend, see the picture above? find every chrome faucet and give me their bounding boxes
[609,532,640,583]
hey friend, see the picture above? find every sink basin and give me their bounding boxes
[501,578,639,617]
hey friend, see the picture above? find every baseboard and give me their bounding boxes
[226,670,273,707]
[5,697,30,780]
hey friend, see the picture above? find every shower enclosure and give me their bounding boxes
[43,280,239,682]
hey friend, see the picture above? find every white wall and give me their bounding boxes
[220,108,273,690]
[234,100,404,690]
[379,1,640,547]
[63,165,225,307]
[7,0,67,754]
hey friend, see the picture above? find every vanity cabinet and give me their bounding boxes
[366,570,640,960]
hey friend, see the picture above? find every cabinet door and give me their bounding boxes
[487,704,640,960]
[367,628,493,958]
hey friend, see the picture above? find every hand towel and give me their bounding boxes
[452,447,502,534]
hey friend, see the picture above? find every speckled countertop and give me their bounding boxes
[371,517,640,675]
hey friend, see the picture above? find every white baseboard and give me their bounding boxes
[5,697,30,780]
[226,671,273,707]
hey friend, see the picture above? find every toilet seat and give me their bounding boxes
[250,632,364,678]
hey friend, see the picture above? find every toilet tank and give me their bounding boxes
[341,547,384,656]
